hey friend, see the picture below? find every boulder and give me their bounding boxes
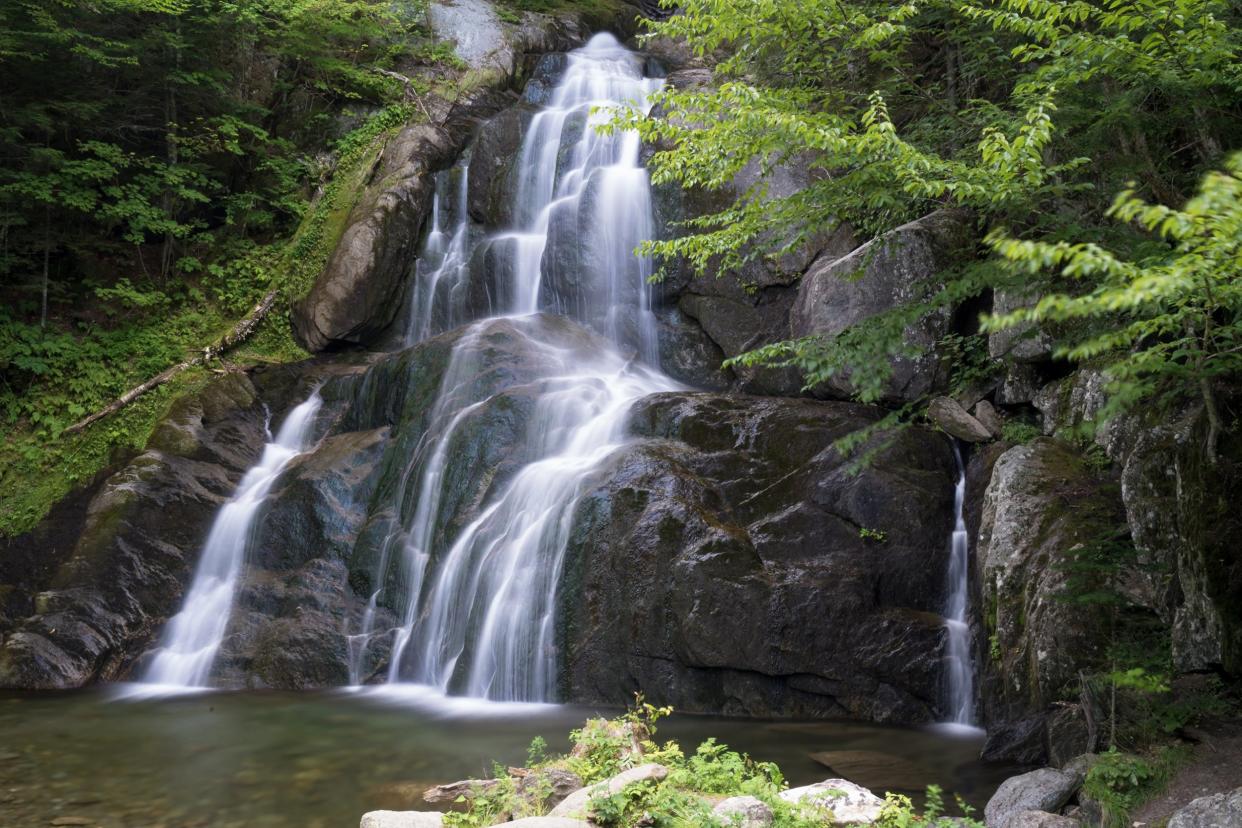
[292,123,458,351]
[516,767,583,812]
[360,812,443,828]
[790,209,975,403]
[988,291,1054,363]
[928,397,992,443]
[984,769,1081,828]
[973,400,1004,438]
[712,795,774,828]
[493,819,588,828]
[1007,811,1080,827]
[1168,787,1242,828]
[547,764,668,818]
[563,392,957,721]
[976,439,1119,716]
[779,779,885,824]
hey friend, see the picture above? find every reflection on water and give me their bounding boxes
[0,688,1017,827]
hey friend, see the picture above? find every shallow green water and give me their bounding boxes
[0,687,1014,827]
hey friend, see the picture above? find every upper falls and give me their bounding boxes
[348,32,677,701]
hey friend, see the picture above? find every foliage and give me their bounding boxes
[986,154,1242,459]
[1000,420,1041,444]
[626,0,1242,437]
[443,699,985,828]
[1081,747,1184,828]
[859,527,888,543]
[875,785,983,827]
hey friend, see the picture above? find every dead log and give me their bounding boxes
[62,286,280,436]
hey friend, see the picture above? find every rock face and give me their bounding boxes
[1167,786,1242,828]
[984,768,1082,828]
[791,209,974,403]
[562,391,957,720]
[975,439,1120,718]
[0,371,294,687]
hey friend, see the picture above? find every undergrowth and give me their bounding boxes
[443,696,984,828]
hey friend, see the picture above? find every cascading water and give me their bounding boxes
[349,33,677,701]
[138,391,323,690]
[942,442,979,729]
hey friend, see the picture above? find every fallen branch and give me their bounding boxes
[62,286,280,436]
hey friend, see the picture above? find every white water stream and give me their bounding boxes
[350,33,677,701]
[136,392,323,691]
[942,443,979,730]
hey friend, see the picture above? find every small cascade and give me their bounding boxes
[943,442,978,728]
[139,391,323,689]
[405,162,473,345]
[350,33,677,701]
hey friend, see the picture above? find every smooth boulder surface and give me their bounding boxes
[928,396,992,443]
[562,392,957,721]
[1168,787,1242,828]
[1007,812,1081,827]
[779,779,885,824]
[547,764,669,818]
[984,769,1081,828]
[360,812,443,828]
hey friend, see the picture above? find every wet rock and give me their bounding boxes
[1045,705,1093,768]
[359,812,443,828]
[984,768,1081,828]
[293,123,457,351]
[928,397,992,443]
[467,105,532,228]
[779,779,884,824]
[1167,786,1242,828]
[791,209,975,403]
[712,795,773,828]
[547,764,668,818]
[0,371,285,688]
[563,392,957,721]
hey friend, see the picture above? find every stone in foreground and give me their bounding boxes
[984,769,1081,828]
[1007,811,1081,827]
[1168,786,1242,828]
[712,795,774,827]
[548,763,669,818]
[360,810,443,828]
[779,778,885,824]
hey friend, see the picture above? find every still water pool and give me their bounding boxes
[0,687,1016,827]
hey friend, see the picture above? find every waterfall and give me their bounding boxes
[942,442,978,728]
[138,391,323,690]
[350,33,677,701]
